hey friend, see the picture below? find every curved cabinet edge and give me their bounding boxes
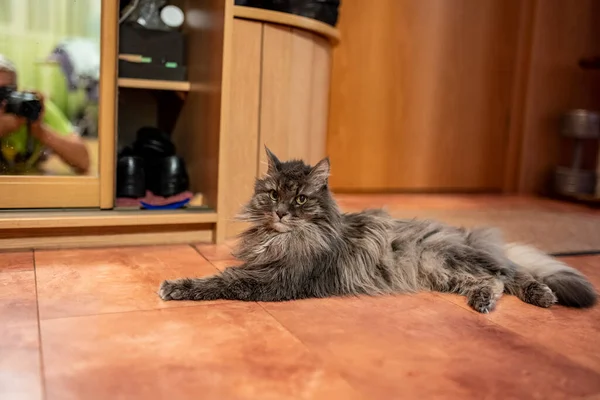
[233,5,340,44]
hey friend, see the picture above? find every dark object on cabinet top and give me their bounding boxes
[235,0,340,27]
[119,23,187,81]
[119,23,185,65]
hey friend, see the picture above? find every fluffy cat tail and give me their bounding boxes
[505,244,597,308]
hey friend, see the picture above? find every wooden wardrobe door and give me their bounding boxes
[327,0,522,191]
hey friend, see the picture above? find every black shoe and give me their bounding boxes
[116,156,146,198]
[133,127,176,161]
[131,127,177,193]
[155,155,189,197]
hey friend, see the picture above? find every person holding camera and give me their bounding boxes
[0,54,90,174]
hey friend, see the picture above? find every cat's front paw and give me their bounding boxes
[159,279,189,301]
[467,287,499,314]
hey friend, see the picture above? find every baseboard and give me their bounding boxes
[0,224,214,251]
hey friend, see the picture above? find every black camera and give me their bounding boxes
[0,86,43,121]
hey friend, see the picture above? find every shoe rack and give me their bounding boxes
[0,0,339,250]
[116,0,228,217]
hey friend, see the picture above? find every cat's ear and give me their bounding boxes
[265,146,281,173]
[308,157,330,186]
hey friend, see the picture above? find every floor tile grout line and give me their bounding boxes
[189,244,225,273]
[431,291,524,330]
[32,250,48,400]
[38,301,241,322]
[40,245,228,323]
[256,302,367,397]
[186,245,365,392]
[184,244,600,383]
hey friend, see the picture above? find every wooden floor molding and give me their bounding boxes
[0,223,214,251]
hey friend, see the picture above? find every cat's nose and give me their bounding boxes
[276,210,288,220]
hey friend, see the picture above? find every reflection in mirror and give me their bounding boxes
[0,0,101,176]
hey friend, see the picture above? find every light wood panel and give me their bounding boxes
[258,24,294,174]
[308,35,331,165]
[0,176,99,208]
[117,78,191,91]
[327,0,523,191]
[286,29,315,161]
[219,19,263,238]
[172,0,228,213]
[258,25,332,174]
[217,19,334,239]
[0,210,217,229]
[0,226,212,250]
[99,0,118,208]
[214,0,236,242]
[512,0,600,194]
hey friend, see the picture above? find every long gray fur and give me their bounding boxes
[159,149,597,313]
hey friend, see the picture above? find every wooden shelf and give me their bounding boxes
[115,192,206,210]
[0,209,217,230]
[118,78,191,91]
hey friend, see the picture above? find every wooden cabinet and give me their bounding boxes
[218,9,339,239]
[0,2,339,249]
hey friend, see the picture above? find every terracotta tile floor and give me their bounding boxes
[1,195,600,400]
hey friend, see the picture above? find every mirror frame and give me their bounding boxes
[0,0,117,209]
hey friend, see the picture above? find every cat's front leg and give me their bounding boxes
[159,275,228,301]
[159,266,290,302]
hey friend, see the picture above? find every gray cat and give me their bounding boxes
[159,148,597,313]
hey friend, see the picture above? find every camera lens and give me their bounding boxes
[4,91,42,121]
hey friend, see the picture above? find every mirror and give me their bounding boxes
[0,0,101,176]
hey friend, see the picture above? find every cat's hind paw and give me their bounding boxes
[522,282,557,308]
[159,279,189,301]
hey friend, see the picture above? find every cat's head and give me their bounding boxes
[238,147,339,233]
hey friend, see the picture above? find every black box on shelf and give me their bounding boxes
[119,61,187,81]
[119,23,187,81]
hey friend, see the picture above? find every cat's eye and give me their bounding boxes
[295,195,307,205]
[269,190,279,201]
